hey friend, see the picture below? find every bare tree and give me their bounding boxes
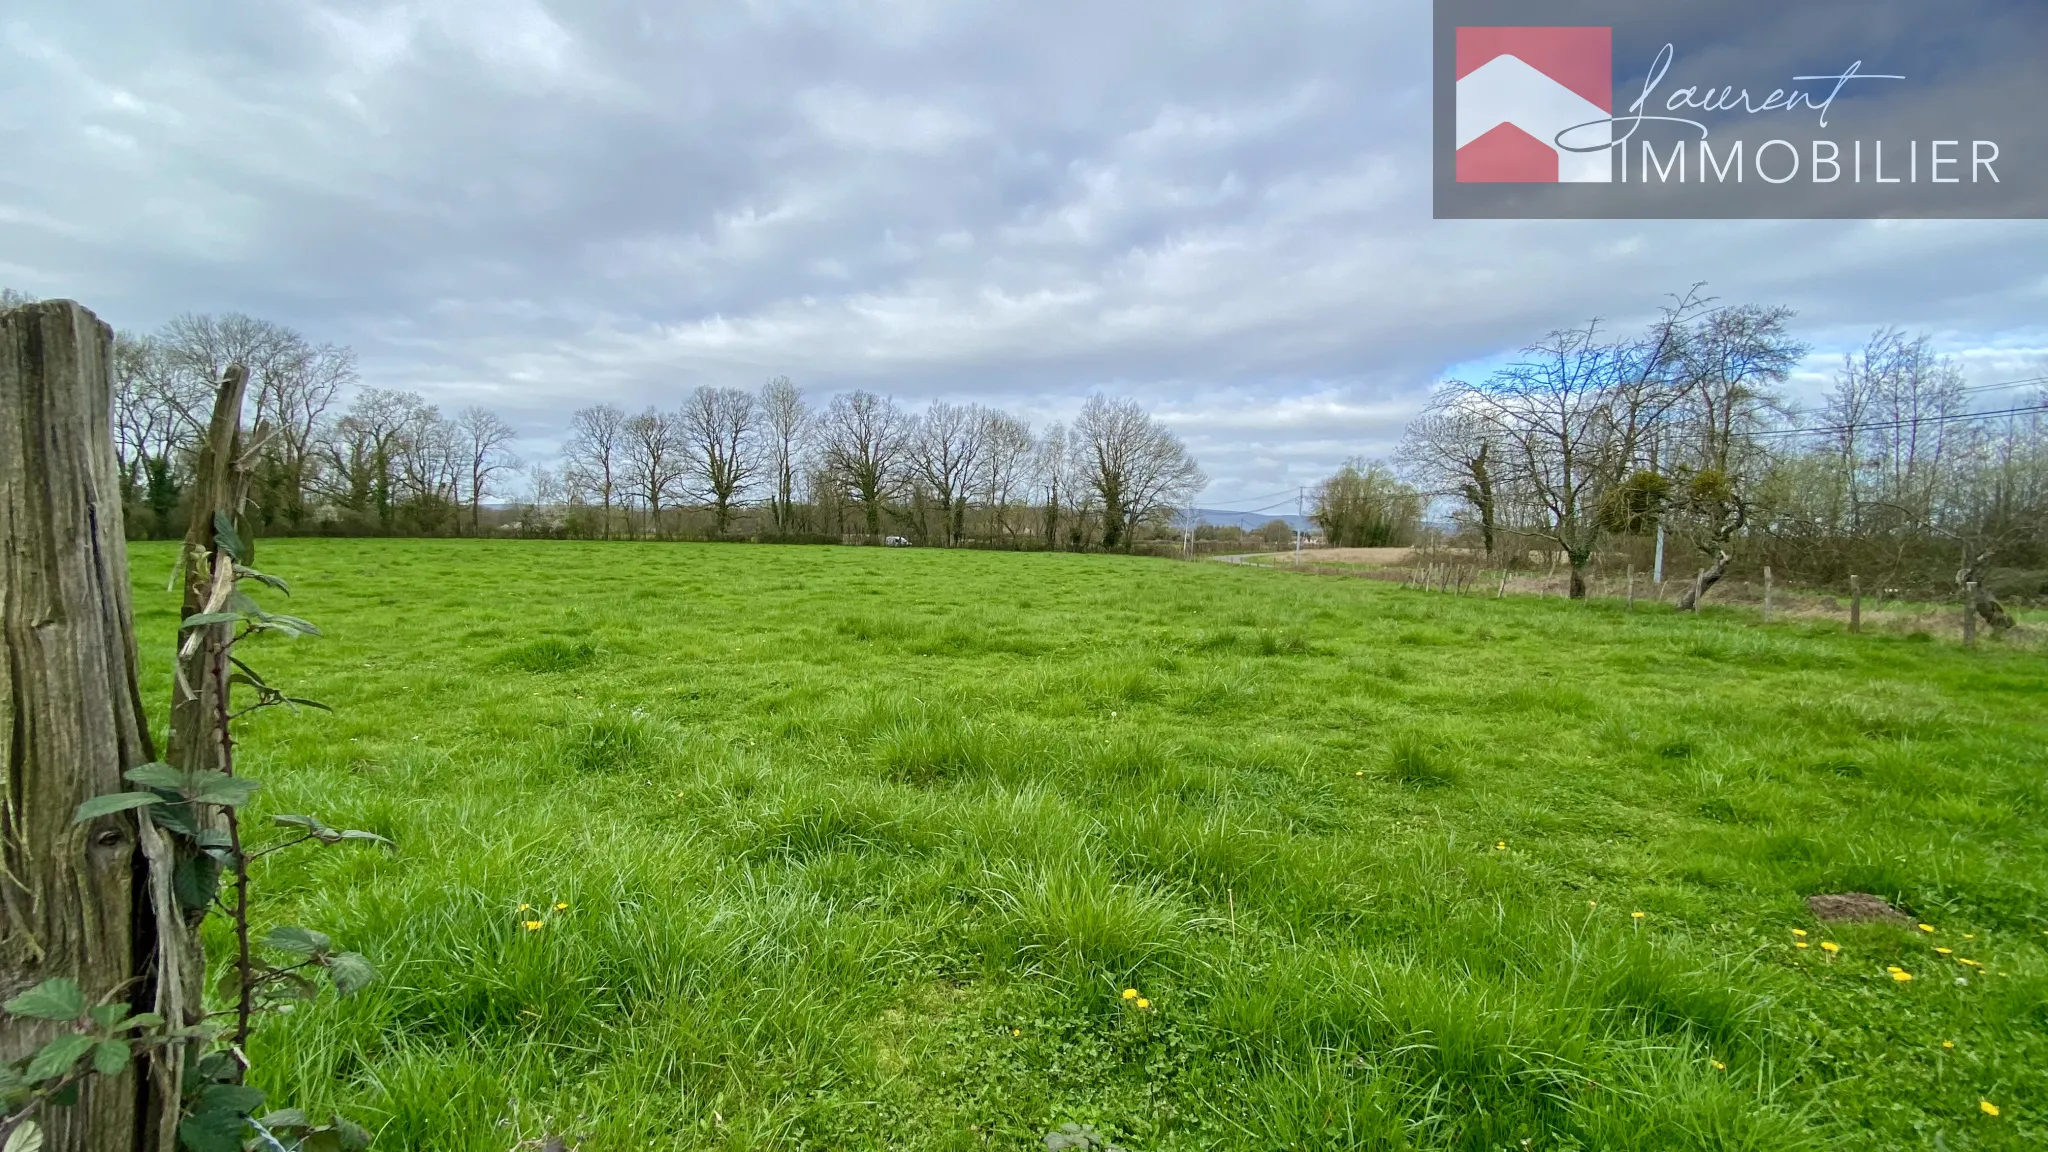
[909,401,987,546]
[1395,402,1501,558]
[1033,420,1074,548]
[820,390,908,538]
[1072,395,1206,551]
[1666,304,1804,608]
[979,409,1036,542]
[563,403,627,539]
[759,376,811,534]
[322,388,426,528]
[622,407,688,536]
[679,387,760,536]
[456,406,521,535]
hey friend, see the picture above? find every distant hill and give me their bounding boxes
[1192,509,1315,532]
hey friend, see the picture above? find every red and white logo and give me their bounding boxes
[1455,26,1612,182]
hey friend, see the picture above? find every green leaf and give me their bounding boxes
[263,926,332,957]
[235,567,291,596]
[338,830,394,848]
[24,1033,94,1082]
[332,1115,372,1151]
[172,854,222,912]
[211,510,244,563]
[177,1107,246,1152]
[225,590,264,618]
[123,763,187,790]
[325,953,378,996]
[115,1012,164,1031]
[179,612,239,630]
[227,656,269,687]
[4,979,86,1021]
[254,1108,311,1131]
[73,792,163,823]
[282,696,334,712]
[90,1039,132,1077]
[272,814,331,833]
[3,1119,44,1152]
[87,1003,131,1028]
[187,774,260,808]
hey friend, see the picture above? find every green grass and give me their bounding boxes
[123,539,2048,1150]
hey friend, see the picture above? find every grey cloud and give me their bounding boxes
[2,1,2042,505]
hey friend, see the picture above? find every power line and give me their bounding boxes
[1745,401,2047,439]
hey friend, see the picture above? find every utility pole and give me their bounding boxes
[1294,486,1303,564]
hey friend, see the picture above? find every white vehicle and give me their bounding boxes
[884,535,911,547]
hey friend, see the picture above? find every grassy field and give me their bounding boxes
[123,539,2046,1150]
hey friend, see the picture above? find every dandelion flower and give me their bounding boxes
[1963,933,1975,940]
[1012,1028,1021,1037]
[519,903,532,911]
[1122,988,1138,1000]
[1820,941,1840,953]
[1496,842,1506,851]
[1958,958,1982,969]
[1354,771,1364,777]
[1136,998,1150,1010]
[1795,942,1809,949]
[1792,929,1807,938]
[554,902,569,911]
[1942,1041,1955,1050]
[523,920,545,931]
[1918,923,1935,934]
[1588,900,1597,908]
[1711,1060,1726,1071]
[1632,911,1645,921]
[1934,947,1952,955]
[1888,967,1912,982]
[1980,1100,1999,1117]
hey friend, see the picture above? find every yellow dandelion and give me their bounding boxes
[1711,1060,1726,1071]
[1792,929,1807,938]
[523,920,545,931]
[1980,1100,1999,1117]
[1354,771,1364,777]
[1888,967,1912,982]
[554,902,569,911]
[1012,1028,1021,1037]
[1631,911,1645,921]
[1918,923,1935,934]
[1136,998,1150,1010]
[1958,958,1982,969]
[1935,947,1952,955]
[1963,933,1975,940]
[1795,941,1809,949]
[1941,1041,1955,1050]
[1496,841,1506,851]
[519,903,532,911]
[1122,988,1138,1000]
[1820,941,1840,953]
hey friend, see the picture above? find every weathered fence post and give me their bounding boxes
[1962,582,1978,648]
[1,300,157,1148]
[1763,566,1773,623]
[1849,575,1861,633]
[1497,569,1509,599]
[1626,564,1636,611]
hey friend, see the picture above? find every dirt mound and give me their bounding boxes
[1806,892,1911,924]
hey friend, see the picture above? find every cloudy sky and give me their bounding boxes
[4,1,2044,506]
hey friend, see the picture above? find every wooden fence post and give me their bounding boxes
[1763,566,1773,623]
[1,300,158,1148]
[1963,582,1978,648]
[1626,565,1635,611]
[1849,575,1861,633]
[1497,569,1510,599]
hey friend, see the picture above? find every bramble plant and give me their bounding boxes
[2,515,387,1151]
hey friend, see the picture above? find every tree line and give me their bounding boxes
[1378,287,2047,605]
[0,291,1207,551]
[538,382,1205,550]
